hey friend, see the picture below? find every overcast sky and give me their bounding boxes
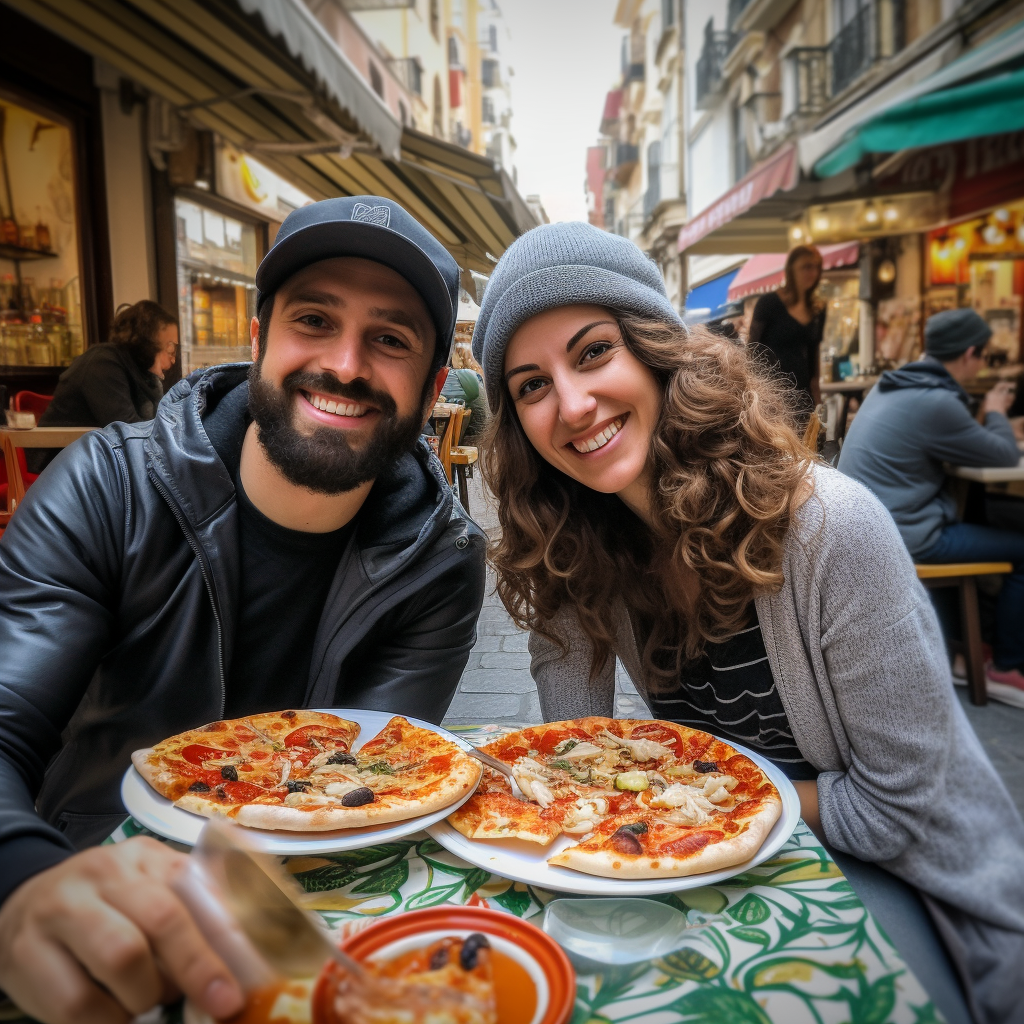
[503,0,622,223]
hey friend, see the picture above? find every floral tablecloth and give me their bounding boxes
[9,726,944,1024]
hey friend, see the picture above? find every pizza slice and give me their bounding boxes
[133,710,361,810]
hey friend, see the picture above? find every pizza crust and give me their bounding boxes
[548,795,782,878]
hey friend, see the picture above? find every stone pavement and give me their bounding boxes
[441,471,1024,816]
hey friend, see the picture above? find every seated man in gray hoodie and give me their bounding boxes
[839,307,1024,707]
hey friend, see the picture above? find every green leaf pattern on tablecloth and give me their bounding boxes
[98,723,943,1024]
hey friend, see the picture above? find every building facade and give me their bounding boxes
[677,0,1024,368]
[592,0,689,310]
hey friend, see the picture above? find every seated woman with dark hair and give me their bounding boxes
[29,301,178,472]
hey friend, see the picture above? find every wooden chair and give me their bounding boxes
[436,405,465,484]
[449,410,478,513]
[915,562,1013,705]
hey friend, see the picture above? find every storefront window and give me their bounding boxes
[0,93,85,368]
[174,197,257,374]
[926,201,1024,364]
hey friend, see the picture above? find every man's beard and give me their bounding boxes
[247,363,427,495]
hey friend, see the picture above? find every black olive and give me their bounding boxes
[619,821,649,835]
[693,759,718,773]
[187,781,210,793]
[459,933,490,971]
[286,779,311,793]
[429,946,450,970]
[215,785,227,800]
[327,752,358,766]
[610,829,643,855]
[341,787,375,807]
[281,710,296,719]
[220,765,239,781]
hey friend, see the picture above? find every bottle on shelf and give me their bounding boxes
[0,214,17,246]
[35,208,52,252]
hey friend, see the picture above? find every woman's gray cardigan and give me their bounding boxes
[529,465,1024,1022]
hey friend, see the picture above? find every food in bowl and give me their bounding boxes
[315,932,499,1024]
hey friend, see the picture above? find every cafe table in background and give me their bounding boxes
[3,725,949,1024]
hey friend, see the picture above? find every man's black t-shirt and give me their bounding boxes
[224,472,355,717]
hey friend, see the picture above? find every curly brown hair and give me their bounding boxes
[109,300,177,375]
[482,312,815,686]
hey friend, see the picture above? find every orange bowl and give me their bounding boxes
[314,906,576,1024]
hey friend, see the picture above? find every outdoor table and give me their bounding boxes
[947,458,1024,483]
[0,426,95,448]
[4,725,956,1024]
[819,376,879,440]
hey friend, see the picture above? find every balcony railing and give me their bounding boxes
[782,1,905,118]
[615,143,639,168]
[695,19,733,109]
[387,57,422,96]
[727,0,753,29]
[785,47,829,117]
[829,0,906,96]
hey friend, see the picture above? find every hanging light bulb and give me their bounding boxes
[790,225,804,242]
[812,209,830,233]
[862,201,879,226]
[877,259,896,284]
[882,203,899,224]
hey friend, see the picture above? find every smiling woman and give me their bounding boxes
[471,221,1024,1021]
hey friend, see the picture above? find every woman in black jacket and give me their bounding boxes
[30,301,177,471]
[747,245,825,420]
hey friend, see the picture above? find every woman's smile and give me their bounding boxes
[567,413,627,454]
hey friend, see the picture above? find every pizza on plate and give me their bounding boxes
[447,717,781,878]
[132,712,480,831]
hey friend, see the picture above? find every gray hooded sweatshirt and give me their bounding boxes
[837,357,1019,557]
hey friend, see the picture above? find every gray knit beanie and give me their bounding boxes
[473,222,683,410]
[924,307,992,361]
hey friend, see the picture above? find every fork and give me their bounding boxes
[464,746,527,800]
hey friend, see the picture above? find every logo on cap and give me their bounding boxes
[352,203,391,228]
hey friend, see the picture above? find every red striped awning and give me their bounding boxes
[677,143,799,252]
[727,241,861,301]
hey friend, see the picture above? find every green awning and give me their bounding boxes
[814,18,1024,179]
[815,66,1024,178]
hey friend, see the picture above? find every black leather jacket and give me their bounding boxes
[0,364,485,901]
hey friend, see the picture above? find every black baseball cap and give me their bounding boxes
[255,196,460,370]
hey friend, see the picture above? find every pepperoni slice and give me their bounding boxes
[180,744,230,766]
[283,725,353,749]
[536,727,591,756]
[221,781,267,802]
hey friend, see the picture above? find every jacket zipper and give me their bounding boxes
[309,525,474,705]
[149,470,228,717]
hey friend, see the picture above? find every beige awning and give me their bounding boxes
[7,0,534,272]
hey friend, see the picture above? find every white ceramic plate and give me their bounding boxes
[120,709,480,855]
[425,743,801,896]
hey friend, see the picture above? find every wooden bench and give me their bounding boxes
[915,562,1013,705]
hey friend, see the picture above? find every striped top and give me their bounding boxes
[639,613,818,781]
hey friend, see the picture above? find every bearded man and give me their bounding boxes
[0,197,485,1024]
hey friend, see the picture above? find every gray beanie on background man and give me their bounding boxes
[473,221,684,410]
[924,307,992,361]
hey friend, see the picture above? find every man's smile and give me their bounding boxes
[299,389,378,424]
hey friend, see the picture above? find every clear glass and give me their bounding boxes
[174,197,258,374]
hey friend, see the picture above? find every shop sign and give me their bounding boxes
[215,140,312,221]
[874,131,1024,222]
